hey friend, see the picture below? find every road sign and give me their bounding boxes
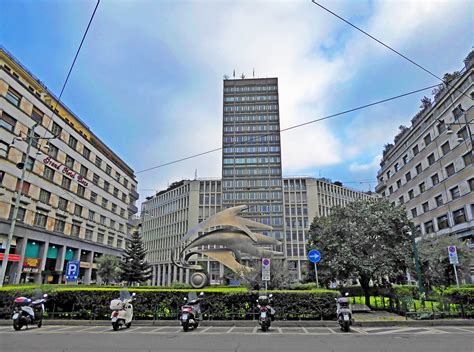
[307,250,321,263]
[65,260,80,281]
[448,245,459,265]
[262,258,270,281]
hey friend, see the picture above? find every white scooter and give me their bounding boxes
[12,293,48,330]
[110,291,136,331]
[336,292,353,332]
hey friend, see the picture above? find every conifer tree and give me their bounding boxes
[120,231,152,284]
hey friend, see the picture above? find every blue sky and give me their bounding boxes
[1,0,472,201]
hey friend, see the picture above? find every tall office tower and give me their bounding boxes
[222,78,284,248]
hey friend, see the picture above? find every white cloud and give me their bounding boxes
[349,154,382,173]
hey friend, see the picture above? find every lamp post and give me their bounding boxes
[406,225,425,303]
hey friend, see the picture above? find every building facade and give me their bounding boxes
[222,78,284,249]
[375,57,473,279]
[0,47,139,284]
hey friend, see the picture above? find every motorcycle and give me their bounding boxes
[12,291,47,331]
[336,293,353,332]
[179,292,204,332]
[110,290,136,331]
[257,294,275,332]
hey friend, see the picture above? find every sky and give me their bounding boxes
[1,0,473,204]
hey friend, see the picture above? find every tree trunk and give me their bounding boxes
[360,276,371,309]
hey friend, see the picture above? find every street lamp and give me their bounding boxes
[404,225,425,303]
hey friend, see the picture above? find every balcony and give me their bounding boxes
[128,203,138,214]
[130,189,139,200]
[375,181,387,194]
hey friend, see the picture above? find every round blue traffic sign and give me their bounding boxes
[307,250,321,263]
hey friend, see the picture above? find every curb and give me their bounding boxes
[0,319,472,327]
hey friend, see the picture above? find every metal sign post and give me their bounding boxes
[262,258,270,290]
[448,246,460,287]
[314,262,319,288]
[307,250,321,288]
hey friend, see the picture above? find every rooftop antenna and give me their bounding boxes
[253,68,255,78]
[233,69,235,78]
[194,168,198,180]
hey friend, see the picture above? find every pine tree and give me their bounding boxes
[120,231,152,285]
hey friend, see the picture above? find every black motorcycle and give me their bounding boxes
[257,294,275,332]
[179,292,204,331]
[12,293,47,330]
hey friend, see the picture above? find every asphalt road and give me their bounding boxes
[0,325,473,352]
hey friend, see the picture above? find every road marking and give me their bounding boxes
[252,326,259,333]
[76,326,100,332]
[327,327,337,334]
[451,327,474,333]
[277,327,283,334]
[199,327,212,333]
[301,327,309,334]
[123,327,141,333]
[352,327,368,334]
[226,326,235,333]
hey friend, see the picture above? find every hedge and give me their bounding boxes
[0,286,338,320]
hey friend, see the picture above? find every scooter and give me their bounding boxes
[12,293,48,330]
[336,293,353,332]
[110,291,136,331]
[179,292,204,331]
[257,294,275,332]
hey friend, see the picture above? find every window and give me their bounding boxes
[437,215,449,230]
[90,191,97,203]
[423,133,431,145]
[437,120,446,134]
[85,229,93,241]
[124,179,128,188]
[427,153,435,166]
[34,213,47,228]
[65,155,74,168]
[416,163,422,174]
[0,140,8,158]
[419,182,426,193]
[453,208,466,224]
[107,236,114,246]
[31,107,43,124]
[71,224,80,237]
[15,180,30,196]
[408,189,414,199]
[398,195,404,204]
[412,145,419,156]
[441,141,451,155]
[102,198,108,208]
[445,163,455,177]
[100,215,106,225]
[6,87,21,106]
[93,173,100,185]
[0,112,16,131]
[450,186,460,200]
[387,170,391,179]
[43,166,55,181]
[79,165,88,177]
[68,135,78,149]
[0,170,4,185]
[431,173,439,186]
[58,197,68,211]
[97,232,104,243]
[39,189,51,204]
[117,239,123,248]
[411,208,417,217]
[54,219,65,233]
[114,171,120,182]
[424,220,434,234]
[48,144,58,159]
[103,181,110,192]
[469,178,474,192]
[61,176,71,190]
[111,203,117,213]
[52,122,62,136]
[110,220,116,229]
[95,156,102,168]
[452,105,463,119]
[396,180,402,188]
[422,202,429,212]
[77,185,85,197]
[435,194,444,206]
[74,204,83,216]
[105,164,112,175]
[113,187,119,197]
[403,155,408,165]
[463,152,473,167]
[394,163,399,172]
[22,154,34,171]
[82,146,91,159]
[119,224,124,232]
[9,206,26,222]
[120,208,125,217]
[88,210,95,221]
[122,194,127,202]
[458,127,469,141]
[388,186,393,194]
[405,172,411,182]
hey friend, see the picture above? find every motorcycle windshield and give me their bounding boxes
[187,291,197,302]
[119,290,131,301]
[32,289,43,300]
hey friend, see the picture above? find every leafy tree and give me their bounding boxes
[417,235,472,289]
[119,231,152,285]
[96,255,121,285]
[240,258,292,290]
[419,96,432,110]
[307,198,412,307]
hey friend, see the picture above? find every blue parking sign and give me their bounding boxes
[65,260,80,281]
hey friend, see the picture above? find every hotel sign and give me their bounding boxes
[43,156,89,187]
[22,257,41,273]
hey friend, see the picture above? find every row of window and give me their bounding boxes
[223,157,281,165]
[2,87,133,190]
[223,104,278,112]
[224,95,277,102]
[421,206,470,235]
[223,146,280,154]
[223,114,279,123]
[222,167,281,176]
[198,181,221,193]
[285,207,309,216]
[223,124,279,133]
[9,207,123,247]
[283,180,307,191]
[222,179,282,188]
[223,135,280,143]
[199,194,222,205]
[223,85,277,93]
[222,191,283,201]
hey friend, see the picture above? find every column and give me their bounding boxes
[185,268,190,284]
[36,241,50,284]
[13,237,28,284]
[179,268,183,283]
[156,265,161,287]
[83,251,93,285]
[172,265,178,283]
[167,264,172,286]
[55,245,67,272]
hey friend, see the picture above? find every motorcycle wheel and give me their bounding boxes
[126,322,132,329]
[261,324,268,332]
[37,319,42,328]
[194,322,199,329]
[182,323,189,332]
[13,319,22,331]
[112,322,120,331]
[343,322,350,332]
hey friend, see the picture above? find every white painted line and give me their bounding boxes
[226,326,235,334]
[199,327,212,333]
[252,326,259,333]
[327,327,337,334]
[451,327,474,333]
[76,326,100,332]
[301,327,309,334]
[123,327,141,333]
[352,327,369,335]
[277,327,283,334]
